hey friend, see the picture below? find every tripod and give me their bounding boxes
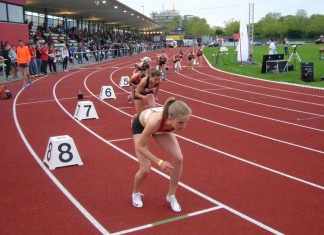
[284,47,302,71]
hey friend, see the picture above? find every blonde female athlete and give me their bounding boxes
[131,97,192,212]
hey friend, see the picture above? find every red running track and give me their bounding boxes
[1,48,323,235]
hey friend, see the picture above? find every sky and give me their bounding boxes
[118,0,324,27]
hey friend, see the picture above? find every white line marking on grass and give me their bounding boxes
[202,56,324,93]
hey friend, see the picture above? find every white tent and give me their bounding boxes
[236,21,249,64]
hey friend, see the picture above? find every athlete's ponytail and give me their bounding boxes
[162,97,192,120]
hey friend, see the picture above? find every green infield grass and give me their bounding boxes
[203,44,324,88]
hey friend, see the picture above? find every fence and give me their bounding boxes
[1,44,163,83]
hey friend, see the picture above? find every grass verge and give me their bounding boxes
[203,44,324,88]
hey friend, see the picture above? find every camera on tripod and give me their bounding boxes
[292,44,297,52]
[283,44,301,72]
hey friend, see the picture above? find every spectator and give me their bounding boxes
[40,43,49,75]
[35,44,43,75]
[268,38,277,55]
[48,44,57,73]
[28,21,33,33]
[77,42,83,64]
[2,44,12,81]
[61,45,69,72]
[283,38,289,57]
[8,45,18,79]
[28,43,39,76]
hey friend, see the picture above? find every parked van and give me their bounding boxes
[166,39,177,48]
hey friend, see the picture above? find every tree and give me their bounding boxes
[214,26,224,36]
[223,18,239,36]
[305,14,324,38]
[185,17,211,35]
[256,13,283,38]
[164,15,182,34]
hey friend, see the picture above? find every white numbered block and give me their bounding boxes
[119,76,130,87]
[99,86,116,100]
[43,135,83,170]
[74,101,99,121]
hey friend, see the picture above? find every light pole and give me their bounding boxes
[141,5,144,15]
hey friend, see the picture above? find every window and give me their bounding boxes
[8,4,24,23]
[0,2,24,23]
[0,2,7,21]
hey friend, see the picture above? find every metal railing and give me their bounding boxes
[57,45,162,69]
[1,44,163,83]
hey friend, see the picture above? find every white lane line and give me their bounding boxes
[161,85,324,134]
[55,74,285,234]
[13,73,111,235]
[177,134,324,190]
[110,67,324,186]
[165,79,324,129]
[186,70,324,107]
[84,67,285,234]
[111,206,224,235]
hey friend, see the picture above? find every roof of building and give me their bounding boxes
[26,0,163,31]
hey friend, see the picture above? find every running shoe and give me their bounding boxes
[132,192,143,208]
[29,80,33,86]
[166,195,181,212]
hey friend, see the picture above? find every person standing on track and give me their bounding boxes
[16,39,32,88]
[131,97,192,212]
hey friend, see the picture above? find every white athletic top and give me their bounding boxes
[143,107,163,124]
